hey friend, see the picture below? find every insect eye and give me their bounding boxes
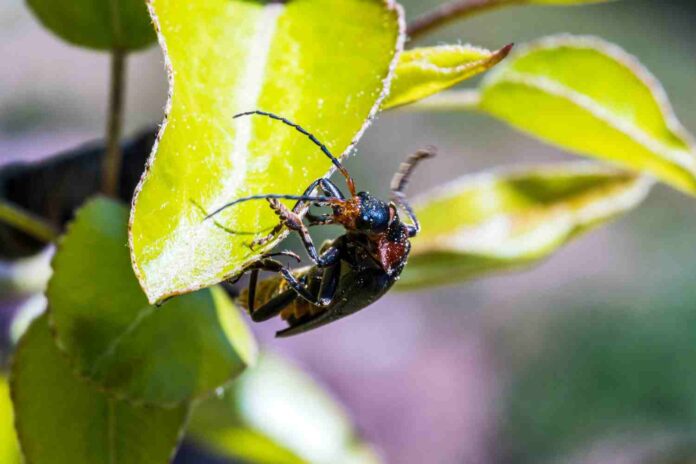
[356,206,389,232]
[354,192,390,232]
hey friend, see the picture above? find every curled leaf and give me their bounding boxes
[48,198,257,406]
[11,315,188,464]
[26,0,155,50]
[399,162,652,289]
[382,43,512,110]
[478,35,696,195]
[188,353,381,464]
[130,0,405,304]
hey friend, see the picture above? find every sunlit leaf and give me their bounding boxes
[48,197,257,406]
[0,377,20,464]
[25,0,155,50]
[399,162,652,289]
[11,315,188,464]
[188,353,382,464]
[130,0,404,304]
[382,43,512,110]
[478,35,696,195]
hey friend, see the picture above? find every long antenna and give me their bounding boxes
[205,194,338,220]
[234,110,357,196]
[390,148,437,235]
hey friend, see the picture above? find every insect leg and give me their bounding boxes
[315,178,345,200]
[262,199,341,267]
[247,269,259,313]
[306,213,335,226]
[254,258,333,307]
[250,178,344,248]
[317,261,341,307]
[390,148,436,237]
[250,289,299,322]
[245,249,303,314]
[300,178,344,226]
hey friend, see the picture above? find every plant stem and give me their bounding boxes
[0,201,58,243]
[401,90,482,112]
[101,48,127,197]
[407,0,523,40]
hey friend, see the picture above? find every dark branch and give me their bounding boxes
[407,0,521,40]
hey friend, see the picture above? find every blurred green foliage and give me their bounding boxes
[401,162,651,289]
[189,353,381,464]
[12,315,188,464]
[26,0,155,50]
[48,197,257,406]
[500,281,696,463]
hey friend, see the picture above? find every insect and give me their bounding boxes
[208,110,434,337]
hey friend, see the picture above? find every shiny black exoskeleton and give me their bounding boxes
[208,110,434,337]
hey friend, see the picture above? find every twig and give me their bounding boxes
[407,0,522,40]
[0,201,59,243]
[101,48,127,197]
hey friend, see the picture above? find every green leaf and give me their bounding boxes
[499,302,696,462]
[477,35,696,195]
[399,163,652,290]
[11,315,188,464]
[188,353,381,464]
[25,0,155,51]
[382,43,512,110]
[48,197,257,406]
[0,378,21,464]
[130,0,404,304]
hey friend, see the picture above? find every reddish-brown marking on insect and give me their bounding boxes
[373,228,409,274]
[333,196,362,229]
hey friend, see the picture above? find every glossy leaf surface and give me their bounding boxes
[382,43,512,110]
[188,353,381,464]
[478,35,696,195]
[400,163,652,289]
[130,0,404,303]
[26,0,155,50]
[11,315,188,464]
[0,377,20,464]
[48,198,257,406]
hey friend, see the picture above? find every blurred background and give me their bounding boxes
[3,0,696,463]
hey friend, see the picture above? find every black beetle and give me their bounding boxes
[207,110,434,337]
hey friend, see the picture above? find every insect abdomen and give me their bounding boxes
[237,266,324,322]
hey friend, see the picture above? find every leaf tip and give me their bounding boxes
[492,42,515,64]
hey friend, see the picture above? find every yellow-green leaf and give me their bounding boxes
[48,197,257,406]
[188,353,381,464]
[478,35,696,195]
[26,0,155,50]
[0,378,20,464]
[382,43,513,110]
[130,0,404,304]
[399,163,652,290]
[11,315,189,464]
